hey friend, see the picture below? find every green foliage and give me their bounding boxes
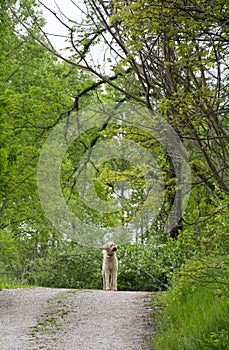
[201,330,229,350]
[153,256,229,350]
[0,228,197,291]
[0,232,102,290]
[117,231,197,291]
[0,2,96,290]
[110,0,229,196]
[26,243,102,289]
[0,0,95,235]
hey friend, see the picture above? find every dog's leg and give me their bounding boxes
[105,271,110,290]
[111,271,117,291]
[103,271,106,290]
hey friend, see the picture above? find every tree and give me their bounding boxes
[0,1,97,283]
[8,0,228,236]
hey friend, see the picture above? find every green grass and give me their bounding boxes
[153,257,229,350]
[0,276,36,291]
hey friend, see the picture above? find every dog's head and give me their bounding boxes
[103,242,117,255]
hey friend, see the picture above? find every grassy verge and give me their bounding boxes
[0,276,35,290]
[152,255,229,350]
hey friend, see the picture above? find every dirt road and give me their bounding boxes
[0,288,154,350]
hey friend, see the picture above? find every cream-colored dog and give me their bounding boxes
[102,242,118,291]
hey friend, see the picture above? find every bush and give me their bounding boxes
[117,231,197,291]
[26,243,102,289]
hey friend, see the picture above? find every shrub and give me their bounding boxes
[117,230,197,291]
[26,243,102,289]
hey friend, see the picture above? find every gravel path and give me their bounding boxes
[0,288,155,350]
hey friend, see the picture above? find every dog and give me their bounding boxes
[102,242,118,291]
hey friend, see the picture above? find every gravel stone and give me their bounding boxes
[0,288,155,349]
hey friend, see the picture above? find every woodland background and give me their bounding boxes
[0,1,228,348]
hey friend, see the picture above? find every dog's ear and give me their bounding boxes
[103,243,109,250]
